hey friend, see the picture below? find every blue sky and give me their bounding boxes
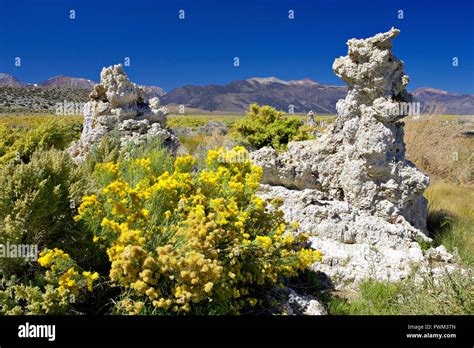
[0,0,473,93]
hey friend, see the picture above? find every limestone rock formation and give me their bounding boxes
[253,28,453,289]
[258,185,431,288]
[253,28,428,230]
[68,64,178,162]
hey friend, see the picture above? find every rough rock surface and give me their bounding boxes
[68,64,178,162]
[258,184,433,289]
[253,29,455,289]
[267,286,327,315]
[199,121,228,135]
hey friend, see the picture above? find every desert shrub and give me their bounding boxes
[80,133,122,175]
[0,277,75,315]
[0,149,100,276]
[0,149,77,245]
[14,118,79,161]
[0,125,20,159]
[120,136,176,168]
[0,118,80,165]
[0,146,106,313]
[75,146,321,314]
[234,104,304,150]
[66,134,123,209]
[0,248,99,315]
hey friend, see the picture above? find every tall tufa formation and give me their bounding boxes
[68,64,178,162]
[252,29,448,288]
[253,28,429,231]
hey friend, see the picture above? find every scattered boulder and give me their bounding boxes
[425,245,455,263]
[199,121,228,135]
[265,286,327,315]
[68,64,178,162]
[173,127,195,137]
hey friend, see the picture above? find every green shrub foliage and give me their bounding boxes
[234,104,304,150]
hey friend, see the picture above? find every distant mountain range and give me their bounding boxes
[0,74,164,98]
[1,73,473,115]
[161,78,474,115]
[411,87,474,115]
[39,76,95,89]
[161,77,346,114]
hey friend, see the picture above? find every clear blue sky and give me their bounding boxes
[0,0,473,93]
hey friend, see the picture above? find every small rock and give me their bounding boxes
[199,121,228,135]
[267,287,327,315]
[425,245,455,263]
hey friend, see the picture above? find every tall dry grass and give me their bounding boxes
[404,115,473,265]
[425,180,474,266]
[404,116,473,185]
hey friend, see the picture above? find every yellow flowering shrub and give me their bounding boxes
[75,146,321,314]
[37,248,99,296]
[0,248,100,315]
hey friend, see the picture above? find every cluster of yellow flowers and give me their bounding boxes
[37,248,69,268]
[38,248,99,296]
[95,162,120,175]
[75,147,321,314]
[74,194,100,221]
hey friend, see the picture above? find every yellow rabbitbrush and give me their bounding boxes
[37,248,99,295]
[75,146,321,314]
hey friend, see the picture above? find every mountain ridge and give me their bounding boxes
[1,73,473,115]
[39,75,96,89]
[0,73,23,87]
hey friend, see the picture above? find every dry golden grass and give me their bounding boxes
[405,115,473,185]
[425,180,474,219]
[405,116,473,266]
